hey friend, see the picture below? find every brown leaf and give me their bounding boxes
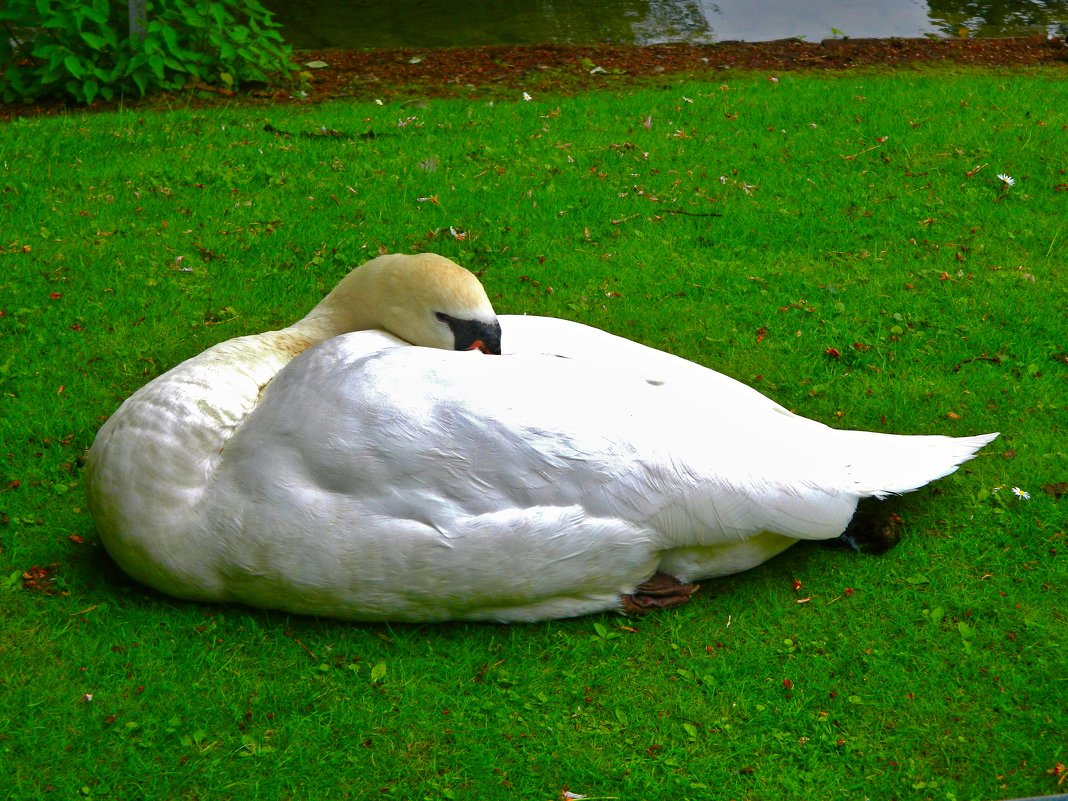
[1041,482,1068,499]
[22,563,60,593]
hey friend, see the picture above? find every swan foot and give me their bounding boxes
[620,572,700,615]
[829,499,904,555]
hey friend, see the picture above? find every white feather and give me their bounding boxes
[85,256,997,622]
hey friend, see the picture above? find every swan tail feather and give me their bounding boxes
[839,430,999,499]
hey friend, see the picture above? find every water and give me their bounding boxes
[262,0,1068,49]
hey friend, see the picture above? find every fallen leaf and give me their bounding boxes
[370,661,387,683]
[22,563,60,593]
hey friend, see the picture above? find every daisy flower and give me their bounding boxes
[997,173,1015,188]
[1011,486,1031,500]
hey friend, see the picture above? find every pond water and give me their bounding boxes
[262,0,1068,49]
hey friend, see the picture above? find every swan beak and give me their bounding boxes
[436,314,502,355]
[461,319,502,355]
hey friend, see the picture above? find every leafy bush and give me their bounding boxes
[0,0,293,104]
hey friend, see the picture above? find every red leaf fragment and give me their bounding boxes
[69,534,85,545]
[755,326,767,343]
[22,562,60,593]
[825,347,841,359]
[50,292,63,299]
[783,678,793,689]
[792,578,802,591]
[1049,762,1066,784]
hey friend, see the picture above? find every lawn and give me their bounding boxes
[1,67,1066,800]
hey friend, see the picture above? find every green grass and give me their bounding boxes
[1,68,1066,800]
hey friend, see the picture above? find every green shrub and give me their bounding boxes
[0,0,293,104]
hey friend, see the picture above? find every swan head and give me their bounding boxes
[307,253,502,353]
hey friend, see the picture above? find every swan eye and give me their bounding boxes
[435,312,502,355]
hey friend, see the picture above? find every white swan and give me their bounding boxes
[86,253,997,622]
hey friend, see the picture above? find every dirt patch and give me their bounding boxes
[276,36,1067,102]
[3,36,1065,117]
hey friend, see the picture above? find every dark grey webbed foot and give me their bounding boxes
[620,571,700,615]
[827,497,905,555]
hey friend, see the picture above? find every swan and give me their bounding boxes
[86,253,998,622]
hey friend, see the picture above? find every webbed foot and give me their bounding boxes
[620,571,700,615]
[828,498,904,555]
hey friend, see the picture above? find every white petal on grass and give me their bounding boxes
[1011,486,1031,500]
[997,173,1016,187]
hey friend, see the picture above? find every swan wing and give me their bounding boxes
[204,339,878,618]
[174,327,993,622]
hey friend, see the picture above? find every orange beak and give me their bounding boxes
[466,340,496,355]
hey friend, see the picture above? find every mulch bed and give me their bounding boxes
[280,36,1066,101]
[3,36,1065,117]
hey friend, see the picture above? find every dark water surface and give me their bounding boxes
[263,0,1068,49]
